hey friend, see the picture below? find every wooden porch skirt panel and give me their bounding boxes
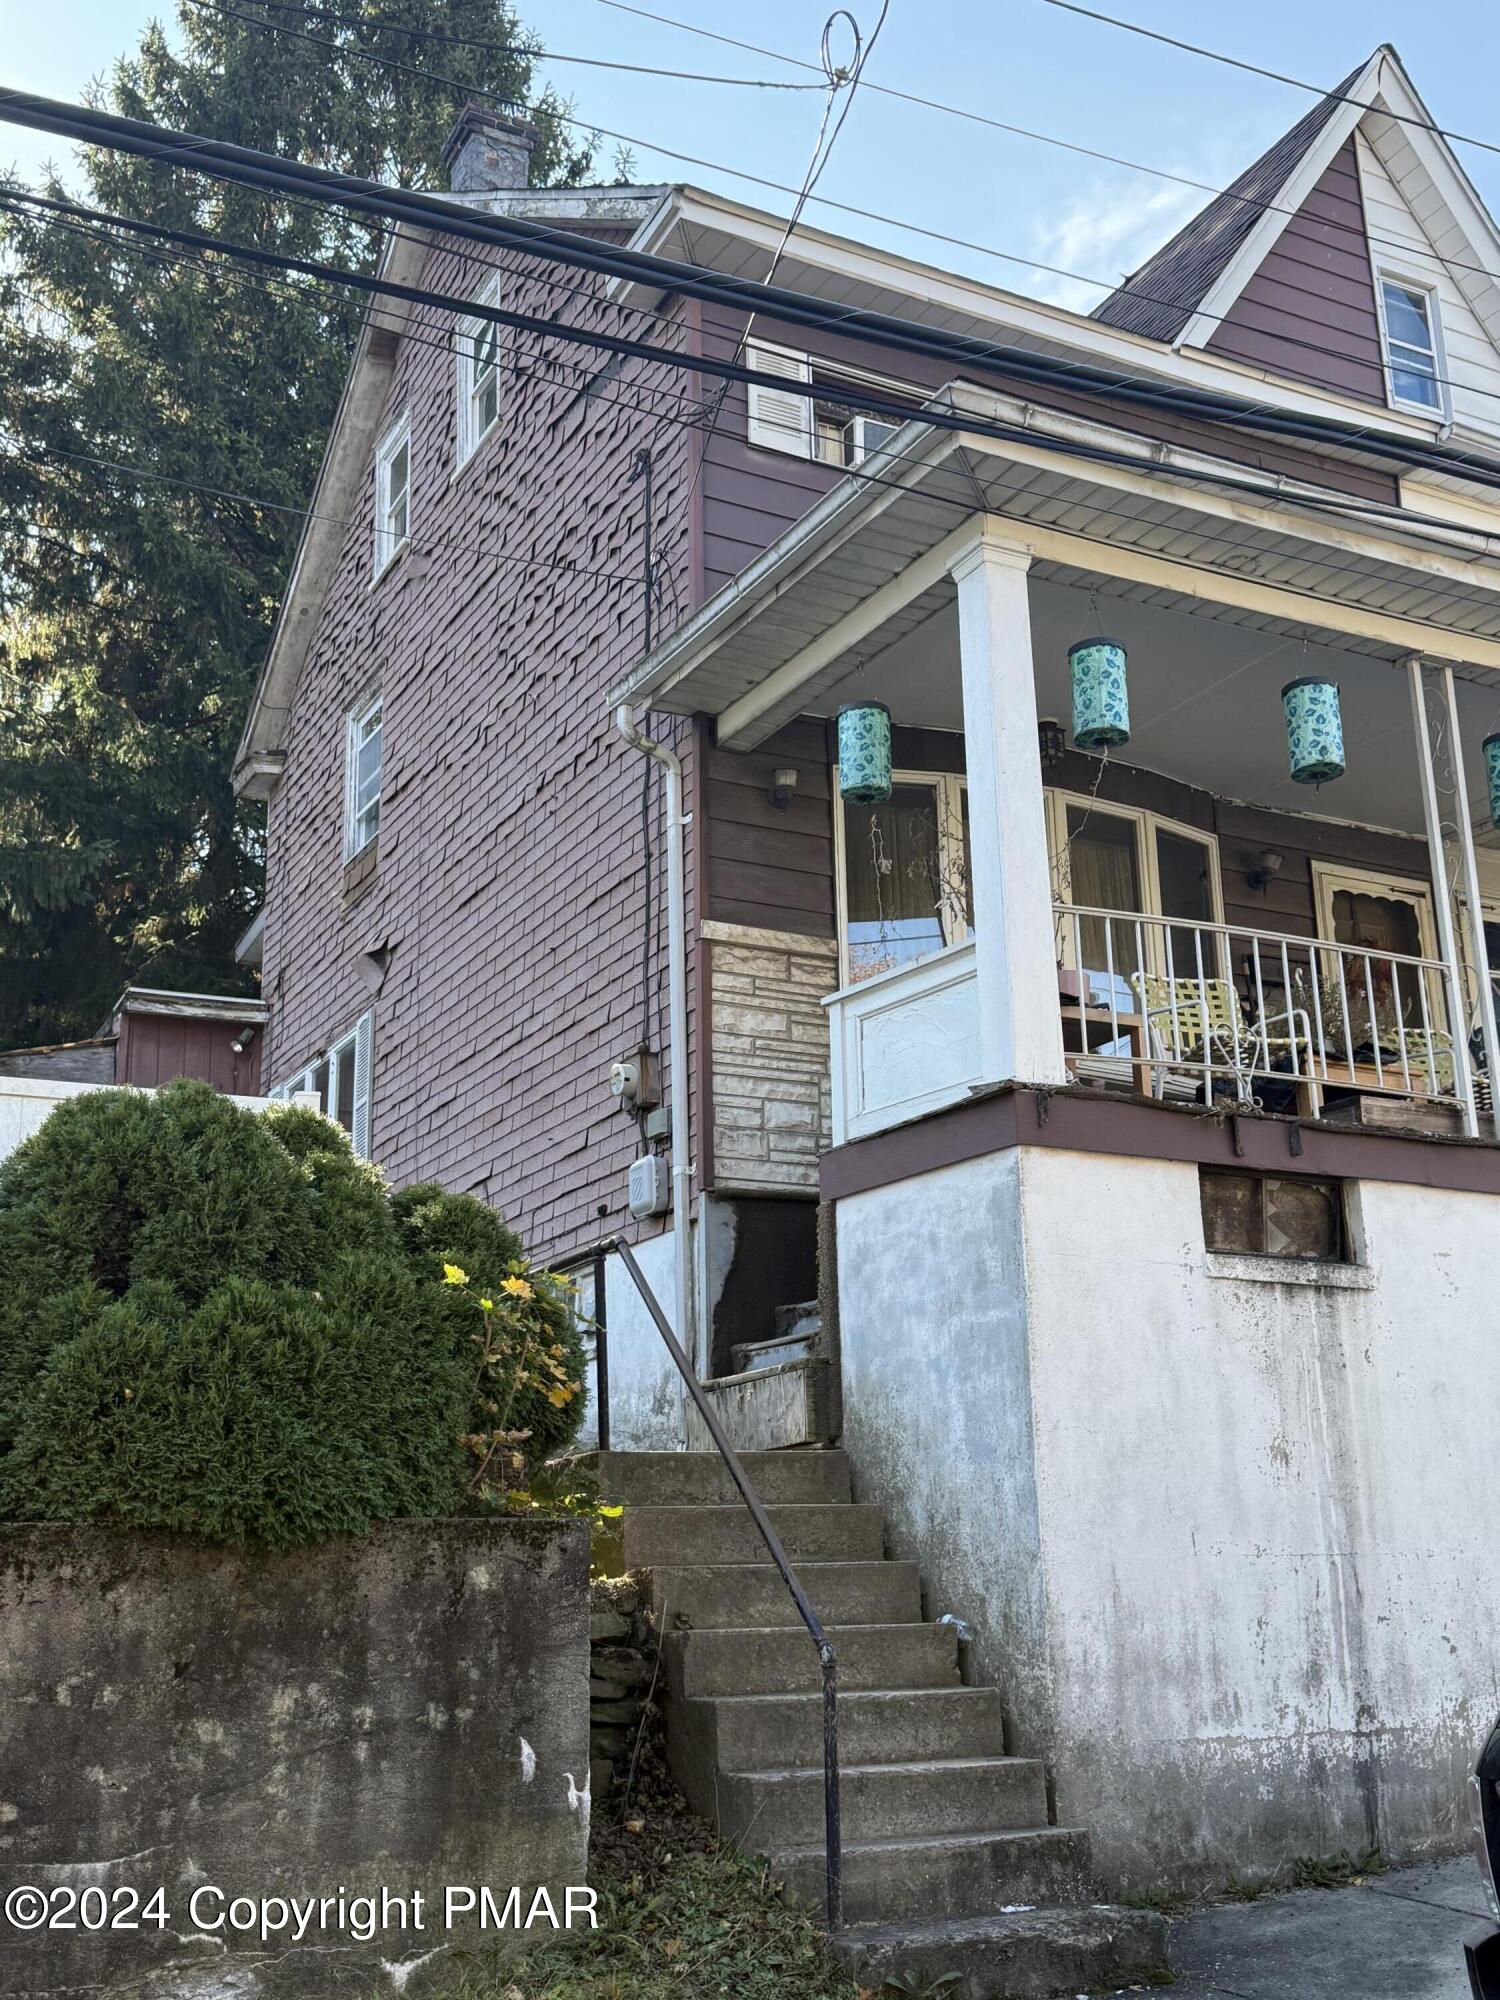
[819,1082,1500,1203]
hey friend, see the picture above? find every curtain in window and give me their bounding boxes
[844,784,945,982]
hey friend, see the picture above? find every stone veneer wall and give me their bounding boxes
[588,1574,659,1803]
[705,922,836,1194]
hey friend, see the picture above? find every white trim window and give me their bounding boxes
[344,688,382,858]
[746,340,908,468]
[1376,275,1446,418]
[833,766,970,986]
[455,276,502,467]
[373,412,412,576]
[270,1012,374,1158]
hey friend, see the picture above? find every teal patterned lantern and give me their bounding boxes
[1484,733,1500,830]
[1069,638,1130,751]
[838,701,893,804]
[1282,676,1345,786]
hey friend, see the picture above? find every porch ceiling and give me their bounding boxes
[610,383,1500,751]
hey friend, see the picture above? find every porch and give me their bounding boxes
[612,382,1500,1166]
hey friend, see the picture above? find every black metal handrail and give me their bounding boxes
[589,1235,842,1932]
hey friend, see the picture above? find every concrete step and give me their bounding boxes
[587,1448,850,1508]
[671,1685,1008,1781]
[622,1502,882,1570]
[828,1905,1173,2000]
[647,1559,922,1630]
[772,1826,1094,1926]
[716,1755,1050,1848]
[664,1621,958,1700]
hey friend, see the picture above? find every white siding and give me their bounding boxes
[1355,130,1500,439]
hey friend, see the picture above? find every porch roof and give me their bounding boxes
[609,381,1500,752]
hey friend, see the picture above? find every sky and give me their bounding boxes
[2,0,1499,317]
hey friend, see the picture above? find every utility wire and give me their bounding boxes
[191,0,822,90]
[593,0,1500,305]
[1038,2,1500,164]
[188,0,1500,389]
[11,82,1500,497]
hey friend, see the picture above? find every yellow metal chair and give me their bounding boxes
[1129,973,1315,1107]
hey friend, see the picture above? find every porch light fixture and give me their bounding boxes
[1247,849,1284,894]
[768,765,799,811]
[1069,639,1130,751]
[1282,677,1345,786]
[1484,733,1500,830]
[1038,717,1066,767]
[837,701,893,804]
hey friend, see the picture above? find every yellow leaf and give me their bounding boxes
[501,1275,534,1301]
[479,1297,494,1312]
[442,1263,468,1287]
[599,1504,624,1519]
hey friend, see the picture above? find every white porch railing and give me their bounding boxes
[823,908,1487,1146]
[1054,902,1479,1123]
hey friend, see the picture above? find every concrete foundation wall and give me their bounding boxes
[0,1519,589,1996]
[835,1145,1500,1894]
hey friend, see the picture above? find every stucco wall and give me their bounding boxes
[835,1145,1500,1893]
[0,1519,589,1997]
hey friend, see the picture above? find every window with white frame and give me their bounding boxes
[834,768,971,986]
[270,1012,373,1158]
[344,689,382,857]
[455,277,502,467]
[746,340,910,468]
[1376,276,1446,417]
[373,413,411,576]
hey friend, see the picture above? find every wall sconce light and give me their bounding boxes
[1247,849,1284,894]
[230,1027,256,1056]
[768,765,799,811]
[1037,717,1066,768]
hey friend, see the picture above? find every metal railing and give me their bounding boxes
[1054,902,1478,1124]
[553,1235,842,1931]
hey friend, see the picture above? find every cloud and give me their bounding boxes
[1022,176,1206,312]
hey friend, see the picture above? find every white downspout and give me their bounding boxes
[613,704,696,1368]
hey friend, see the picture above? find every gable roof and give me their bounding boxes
[1094,54,1376,344]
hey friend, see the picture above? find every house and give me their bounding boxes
[238,55,1500,1898]
[0,986,266,1094]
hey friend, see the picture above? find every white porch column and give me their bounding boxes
[950,520,1068,1087]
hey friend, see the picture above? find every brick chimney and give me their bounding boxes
[441,102,539,193]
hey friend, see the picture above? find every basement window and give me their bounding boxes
[1200,1169,1346,1262]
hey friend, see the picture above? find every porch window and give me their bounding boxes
[455,276,502,467]
[1377,276,1446,418]
[835,769,969,985]
[373,413,412,577]
[1311,863,1438,1039]
[1048,793,1221,1002]
[269,1012,373,1158]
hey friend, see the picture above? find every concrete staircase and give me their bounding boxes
[594,1446,1169,1999]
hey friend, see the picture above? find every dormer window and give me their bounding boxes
[1377,276,1445,418]
[456,276,502,468]
[373,413,411,577]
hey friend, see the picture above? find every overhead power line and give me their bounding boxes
[1038,2,1500,164]
[10,77,1500,502]
[7,171,1500,577]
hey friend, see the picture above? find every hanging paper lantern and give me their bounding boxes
[1282,677,1345,785]
[1069,638,1130,751]
[837,701,893,804]
[1484,733,1500,831]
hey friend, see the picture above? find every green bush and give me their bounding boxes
[0,1081,585,1546]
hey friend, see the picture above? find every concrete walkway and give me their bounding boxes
[1104,1857,1488,1998]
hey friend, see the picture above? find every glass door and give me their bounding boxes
[836,771,971,986]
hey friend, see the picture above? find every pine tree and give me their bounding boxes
[0,3,592,1046]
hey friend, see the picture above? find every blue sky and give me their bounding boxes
[4,0,1499,314]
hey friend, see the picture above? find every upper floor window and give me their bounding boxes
[345,689,382,857]
[1377,276,1445,417]
[745,340,909,468]
[373,413,411,576]
[270,1011,373,1159]
[456,277,502,468]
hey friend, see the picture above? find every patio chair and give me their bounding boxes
[1128,973,1316,1108]
[1386,1028,1494,1117]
